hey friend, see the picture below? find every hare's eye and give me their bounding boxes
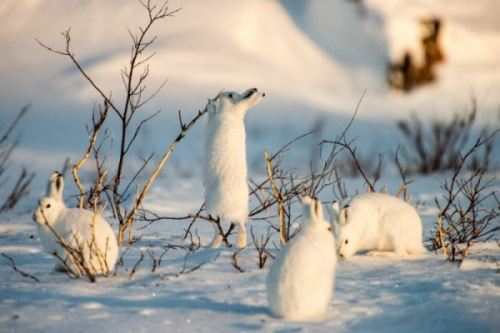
[345,239,349,245]
[228,93,233,98]
[45,204,51,209]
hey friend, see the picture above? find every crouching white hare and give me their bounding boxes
[33,172,118,276]
[267,196,337,321]
[331,193,427,259]
[204,88,265,248]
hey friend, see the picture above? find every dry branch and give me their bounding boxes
[0,106,35,213]
[2,253,40,282]
[232,248,245,273]
[129,252,144,279]
[73,103,109,209]
[264,150,286,245]
[251,226,273,269]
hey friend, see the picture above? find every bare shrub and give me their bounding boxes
[36,1,214,246]
[396,99,498,174]
[320,92,386,198]
[0,106,35,213]
[250,226,274,269]
[248,131,341,246]
[171,241,214,279]
[335,149,385,180]
[247,95,374,247]
[243,93,392,253]
[430,130,500,264]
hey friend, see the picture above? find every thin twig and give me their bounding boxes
[129,253,144,279]
[2,253,40,282]
[232,248,245,273]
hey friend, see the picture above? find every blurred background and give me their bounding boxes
[1,0,499,202]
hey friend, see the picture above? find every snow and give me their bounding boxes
[1,0,500,332]
[2,174,499,332]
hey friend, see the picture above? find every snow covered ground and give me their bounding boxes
[1,175,499,332]
[1,0,499,332]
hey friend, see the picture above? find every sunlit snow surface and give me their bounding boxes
[2,174,499,332]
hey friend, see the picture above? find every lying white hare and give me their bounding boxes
[33,172,118,276]
[267,196,337,321]
[331,192,427,259]
[204,88,265,248]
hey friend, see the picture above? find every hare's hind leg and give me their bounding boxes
[235,221,247,248]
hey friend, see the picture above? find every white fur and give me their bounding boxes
[46,171,64,203]
[331,193,427,259]
[33,172,118,275]
[204,88,264,248]
[266,196,337,321]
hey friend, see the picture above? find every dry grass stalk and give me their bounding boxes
[437,214,447,257]
[264,150,286,245]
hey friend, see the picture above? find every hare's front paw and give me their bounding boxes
[206,100,216,114]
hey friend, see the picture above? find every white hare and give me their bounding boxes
[33,172,118,275]
[331,192,427,259]
[266,196,337,321]
[204,88,265,248]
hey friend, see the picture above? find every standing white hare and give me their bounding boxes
[266,196,337,321]
[33,172,118,276]
[204,88,265,248]
[331,192,427,259]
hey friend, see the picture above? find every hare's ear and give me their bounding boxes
[339,204,349,226]
[330,201,340,224]
[300,195,314,222]
[312,198,324,222]
[330,201,343,235]
[46,172,64,201]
